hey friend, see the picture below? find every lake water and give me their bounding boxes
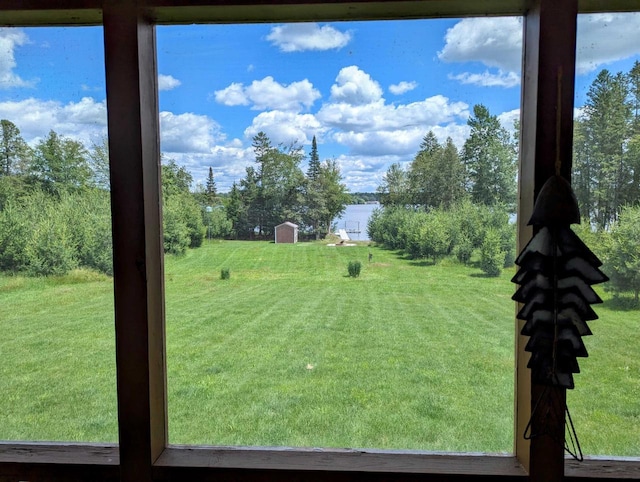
[333,203,380,241]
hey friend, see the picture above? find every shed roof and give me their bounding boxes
[276,222,298,228]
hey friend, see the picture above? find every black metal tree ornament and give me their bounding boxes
[512,173,609,461]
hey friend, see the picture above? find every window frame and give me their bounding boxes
[1,1,640,481]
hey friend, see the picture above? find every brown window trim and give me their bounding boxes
[1,1,640,481]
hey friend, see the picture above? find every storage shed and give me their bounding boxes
[274,222,298,244]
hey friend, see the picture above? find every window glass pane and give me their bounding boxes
[157,18,521,452]
[569,12,640,457]
[0,27,117,442]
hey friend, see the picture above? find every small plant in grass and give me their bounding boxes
[348,260,361,278]
[220,268,230,280]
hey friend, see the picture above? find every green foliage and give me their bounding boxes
[0,202,30,272]
[205,207,233,239]
[0,189,112,276]
[31,130,92,196]
[24,210,78,276]
[604,205,640,302]
[480,228,504,277]
[462,105,517,208]
[163,195,191,256]
[368,201,515,271]
[409,133,466,209]
[573,62,640,230]
[347,260,361,277]
[377,162,410,207]
[220,268,230,280]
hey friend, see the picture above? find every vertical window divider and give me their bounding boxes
[519,0,578,479]
[103,2,167,481]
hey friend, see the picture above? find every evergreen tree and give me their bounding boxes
[205,166,217,205]
[31,130,91,195]
[307,135,321,181]
[462,104,516,209]
[577,70,632,229]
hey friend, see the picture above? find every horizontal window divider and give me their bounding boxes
[155,445,527,478]
[566,457,640,480]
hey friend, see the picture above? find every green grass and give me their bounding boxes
[0,240,638,456]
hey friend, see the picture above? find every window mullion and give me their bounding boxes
[519,0,578,479]
[103,2,167,481]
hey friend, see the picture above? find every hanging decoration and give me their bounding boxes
[512,174,608,460]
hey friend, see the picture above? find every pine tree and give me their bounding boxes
[307,135,321,181]
[462,104,516,209]
[205,166,217,205]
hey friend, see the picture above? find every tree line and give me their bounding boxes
[371,103,518,277]
[371,92,640,302]
[0,124,350,276]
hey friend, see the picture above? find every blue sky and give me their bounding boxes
[1,14,639,192]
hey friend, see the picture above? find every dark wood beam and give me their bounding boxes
[519,0,578,480]
[103,2,167,481]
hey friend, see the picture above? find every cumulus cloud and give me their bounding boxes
[158,74,181,91]
[438,17,523,73]
[0,28,37,89]
[449,70,520,88]
[0,97,106,145]
[440,13,640,85]
[318,94,469,133]
[267,23,352,52]
[214,76,320,112]
[244,110,325,145]
[389,81,418,95]
[159,111,223,153]
[330,66,383,105]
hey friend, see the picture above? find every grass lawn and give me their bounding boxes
[1,239,638,456]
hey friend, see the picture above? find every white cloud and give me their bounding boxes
[497,109,520,136]
[330,66,383,105]
[439,13,640,84]
[213,82,249,106]
[0,97,106,145]
[159,111,223,153]
[438,17,523,73]
[244,110,325,145]
[214,76,320,112]
[158,74,181,91]
[389,81,418,95]
[267,23,352,52]
[449,70,520,88]
[318,94,469,133]
[0,28,37,89]
[576,13,640,74]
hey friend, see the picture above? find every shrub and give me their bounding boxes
[348,260,361,278]
[480,228,504,277]
[220,268,230,280]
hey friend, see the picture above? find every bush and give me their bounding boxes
[220,268,230,280]
[348,260,361,277]
[480,228,504,277]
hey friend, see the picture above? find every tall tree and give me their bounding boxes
[462,104,517,209]
[307,135,321,181]
[31,130,91,195]
[318,159,350,234]
[0,119,31,177]
[205,166,217,205]
[89,137,110,190]
[377,163,410,207]
[577,70,631,229]
[409,132,465,209]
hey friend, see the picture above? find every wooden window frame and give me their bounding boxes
[1,1,640,481]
